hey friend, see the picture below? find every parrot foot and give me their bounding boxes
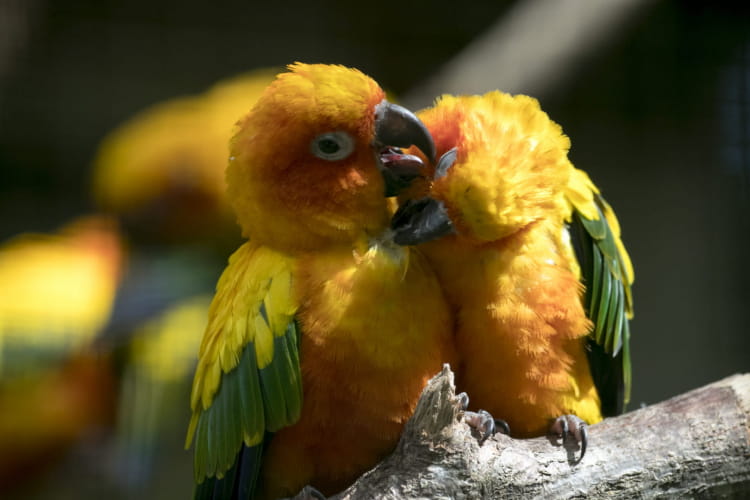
[463,410,510,444]
[464,410,495,444]
[458,392,510,444]
[549,414,588,463]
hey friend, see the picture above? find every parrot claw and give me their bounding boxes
[549,414,588,463]
[494,417,511,436]
[457,391,470,411]
[463,409,506,444]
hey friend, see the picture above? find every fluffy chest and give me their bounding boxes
[423,220,580,313]
[260,243,454,497]
[293,243,451,369]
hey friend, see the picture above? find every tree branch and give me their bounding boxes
[324,366,750,499]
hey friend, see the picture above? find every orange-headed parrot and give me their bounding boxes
[185,63,454,499]
[391,91,634,458]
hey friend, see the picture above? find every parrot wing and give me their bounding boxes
[565,168,634,417]
[186,241,302,497]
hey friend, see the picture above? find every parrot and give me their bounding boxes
[113,295,212,489]
[90,70,280,491]
[185,63,454,499]
[0,215,124,375]
[91,68,279,247]
[391,91,634,459]
[0,216,122,493]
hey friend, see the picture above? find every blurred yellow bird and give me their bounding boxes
[91,69,279,244]
[0,216,123,493]
[115,295,212,486]
[0,215,124,373]
[91,70,284,490]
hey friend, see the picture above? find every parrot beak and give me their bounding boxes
[373,100,436,196]
[390,148,459,246]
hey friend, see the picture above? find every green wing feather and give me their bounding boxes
[186,242,302,497]
[566,170,634,417]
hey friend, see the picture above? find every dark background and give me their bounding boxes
[1,1,748,498]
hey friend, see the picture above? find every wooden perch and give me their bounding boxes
[314,366,750,499]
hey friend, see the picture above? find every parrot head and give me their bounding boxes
[392,91,574,246]
[226,63,435,253]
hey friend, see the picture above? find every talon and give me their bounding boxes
[464,409,497,444]
[494,418,511,436]
[550,414,588,462]
[457,391,470,411]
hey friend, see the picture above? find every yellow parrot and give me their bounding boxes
[114,295,212,487]
[185,63,454,499]
[0,216,122,492]
[0,215,124,374]
[90,70,280,489]
[391,91,634,458]
[91,68,279,245]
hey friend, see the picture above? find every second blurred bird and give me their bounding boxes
[93,68,282,493]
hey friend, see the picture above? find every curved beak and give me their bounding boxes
[374,101,435,163]
[373,100,435,196]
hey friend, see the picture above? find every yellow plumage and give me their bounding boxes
[187,242,295,438]
[186,63,453,499]
[399,90,633,437]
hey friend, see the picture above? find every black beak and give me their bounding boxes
[390,147,458,245]
[373,101,435,196]
[374,101,435,163]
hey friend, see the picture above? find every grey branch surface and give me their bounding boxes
[322,366,750,499]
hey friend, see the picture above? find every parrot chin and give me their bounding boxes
[372,100,436,197]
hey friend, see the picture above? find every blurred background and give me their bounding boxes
[0,0,748,498]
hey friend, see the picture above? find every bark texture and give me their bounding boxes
[319,366,750,499]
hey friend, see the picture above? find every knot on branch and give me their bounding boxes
[402,364,465,444]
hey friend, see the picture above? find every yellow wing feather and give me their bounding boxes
[186,241,296,445]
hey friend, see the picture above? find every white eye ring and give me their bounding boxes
[310,131,355,161]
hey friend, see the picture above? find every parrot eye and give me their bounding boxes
[311,132,355,161]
